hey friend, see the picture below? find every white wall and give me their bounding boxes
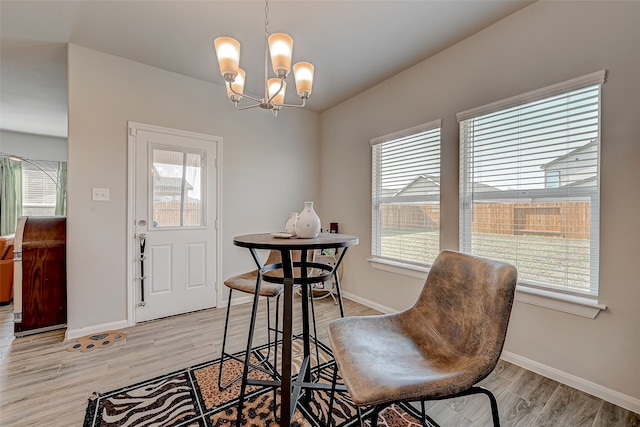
[319,1,640,412]
[0,130,67,161]
[67,44,320,333]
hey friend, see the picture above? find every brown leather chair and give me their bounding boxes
[328,250,517,426]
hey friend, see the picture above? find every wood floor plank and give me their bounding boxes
[1,298,639,427]
[508,368,560,407]
[537,384,602,427]
[594,401,640,427]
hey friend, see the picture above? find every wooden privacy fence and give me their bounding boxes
[381,204,440,231]
[153,201,202,227]
[381,201,591,239]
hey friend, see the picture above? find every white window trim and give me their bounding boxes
[371,119,442,267]
[368,257,606,318]
[456,70,606,121]
[515,285,606,319]
[370,119,442,146]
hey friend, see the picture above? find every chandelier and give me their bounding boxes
[213,0,314,116]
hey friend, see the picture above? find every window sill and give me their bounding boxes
[515,286,606,319]
[369,257,606,319]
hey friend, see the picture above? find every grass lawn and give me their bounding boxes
[381,230,593,292]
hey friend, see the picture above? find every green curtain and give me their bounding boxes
[0,157,23,235]
[55,161,67,216]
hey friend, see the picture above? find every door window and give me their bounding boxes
[151,147,205,228]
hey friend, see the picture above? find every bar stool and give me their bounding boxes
[218,250,286,390]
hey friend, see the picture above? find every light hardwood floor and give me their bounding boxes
[0,297,638,426]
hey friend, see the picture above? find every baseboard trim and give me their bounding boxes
[501,350,640,414]
[341,291,396,315]
[65,320,129,341]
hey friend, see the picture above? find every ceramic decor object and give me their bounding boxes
[295,201,321,238]
[285,212,298,235]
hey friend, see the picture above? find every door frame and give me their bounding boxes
[126,121,223,326]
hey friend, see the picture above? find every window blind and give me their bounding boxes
[458,72,604,296]
[371,120,441,266]
[22,163,59,208]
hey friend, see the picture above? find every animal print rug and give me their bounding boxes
[83,340,421,426]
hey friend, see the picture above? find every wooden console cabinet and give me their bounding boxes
[14,217,67,336]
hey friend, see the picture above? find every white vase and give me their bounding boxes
[284,212,298,235]
[295,201,321,238]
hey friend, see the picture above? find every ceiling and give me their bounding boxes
[0,0,534,138]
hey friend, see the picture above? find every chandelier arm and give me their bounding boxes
[233,102,263,111]
[227,84,264,104]
[266,78,285,104]
[278,98,307,109]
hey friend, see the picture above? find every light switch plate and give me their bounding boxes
[92,187,110,201]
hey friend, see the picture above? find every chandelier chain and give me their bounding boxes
[264,0,270,36]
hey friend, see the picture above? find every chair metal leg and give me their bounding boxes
[424,413,440,427]
[476,386,501,427]
[271,294,281,420]
[328,362,339,427]
[235,277,264,427]
[333,270,345,318]
[218,289,279,391]
[357,406,366,427]
[332,248,349,318]
[273,294,280,374]
[265,296,273,359]
[308,284,321,379]
[217,289,234,391]
[440,386,500,427]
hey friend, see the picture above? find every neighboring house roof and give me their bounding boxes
[153,175,194,191]
[394,174,440,197]
[380,187,398,198]
[560,175,597,188]
[394,174,501,198]
[541,139,597,170]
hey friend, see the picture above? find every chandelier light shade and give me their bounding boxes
[267,78,286,106]
[267,33,293,77]
[293,62,314,97]
[213,0,314,116]
[213,37,241,79]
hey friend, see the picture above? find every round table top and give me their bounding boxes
[233,232,359,251]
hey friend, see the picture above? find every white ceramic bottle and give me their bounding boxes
[284,212,298,235]
[295,201,321,238]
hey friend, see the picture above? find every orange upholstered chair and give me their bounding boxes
[0,235,15,305]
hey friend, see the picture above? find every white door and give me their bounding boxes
[129,123,220,323]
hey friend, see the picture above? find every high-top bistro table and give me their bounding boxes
[232,232,359,426]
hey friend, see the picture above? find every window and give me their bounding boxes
[458,71,604,297]
[22,160,64,216]
[371,120,441,267]
[545,171,560,188]
[151,147,204,228]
